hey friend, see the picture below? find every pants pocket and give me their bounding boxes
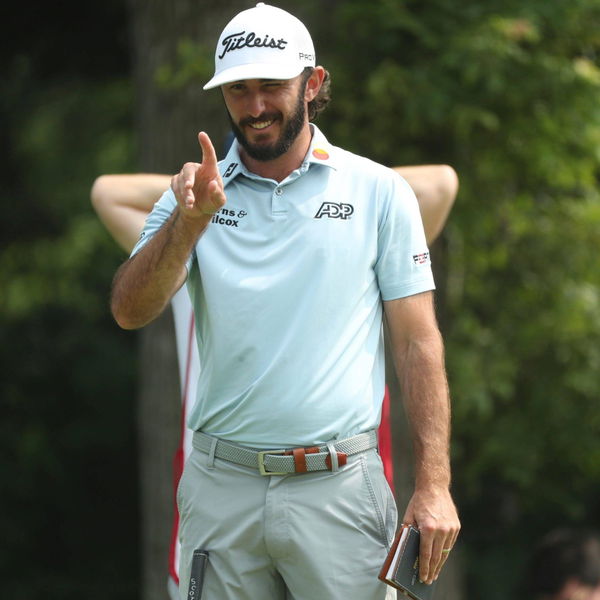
[360,451,398,549]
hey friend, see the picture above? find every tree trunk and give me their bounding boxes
[128,1,245,599]
[137,314,180,600]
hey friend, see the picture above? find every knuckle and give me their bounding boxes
[420,522,436,535]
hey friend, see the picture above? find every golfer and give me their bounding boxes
[110,4,460,599]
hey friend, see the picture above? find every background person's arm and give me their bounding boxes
[91,165,458,254]
[394,165,458,245]
[91,173,171,253]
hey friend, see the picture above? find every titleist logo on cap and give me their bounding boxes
[218,30,288,59]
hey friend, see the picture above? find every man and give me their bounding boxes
[109,4,460,599]
[92,163,457,598]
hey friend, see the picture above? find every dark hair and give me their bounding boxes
[524,529,600,597]
[301,67,331,121]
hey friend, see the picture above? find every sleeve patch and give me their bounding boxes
[412,252,430,265]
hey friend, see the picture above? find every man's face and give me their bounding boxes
[222,75,308,162]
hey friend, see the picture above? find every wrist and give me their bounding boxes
[176,207,213,230]
[415,481,451,494]
[414,467,451,492]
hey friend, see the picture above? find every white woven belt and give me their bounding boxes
[192,430,378,475]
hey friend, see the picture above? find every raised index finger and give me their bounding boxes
[198,131,219,171]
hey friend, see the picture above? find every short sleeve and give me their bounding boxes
[375,172,435,301]
[130,188,195,274]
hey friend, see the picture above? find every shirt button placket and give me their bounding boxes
[272,186,287,216]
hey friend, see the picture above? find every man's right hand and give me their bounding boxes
[171,131,226,219]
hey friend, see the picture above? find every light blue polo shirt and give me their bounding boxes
[132,125,435,448]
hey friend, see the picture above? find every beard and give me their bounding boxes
[228,87,307,162]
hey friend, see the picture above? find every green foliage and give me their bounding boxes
[317,0,600,596]
[154,39,214,91]
[0,26,138,599]
[3,0,600,598]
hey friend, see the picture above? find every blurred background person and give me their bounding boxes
[522,529,600,600]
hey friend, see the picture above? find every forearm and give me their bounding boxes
[384,294,452,490]
[109,133,226,329]
[92,174,171,212]
[396,330,452,491]
[91,174,171,253]
[111,208,210,329]
[384,294,459,584]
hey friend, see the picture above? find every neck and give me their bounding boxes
[240,122,313,183]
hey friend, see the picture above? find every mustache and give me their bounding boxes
[239,112,281,127]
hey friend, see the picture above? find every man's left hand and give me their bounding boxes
[402,487,461,585]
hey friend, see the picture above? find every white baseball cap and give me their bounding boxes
[203,3,316,90]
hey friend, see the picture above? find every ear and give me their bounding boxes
[304,66,326,102]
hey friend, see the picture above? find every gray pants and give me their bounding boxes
[177,444,398,600]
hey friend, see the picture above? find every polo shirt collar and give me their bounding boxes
[219,141,244,188]
[218,123,338,187]
[303,124,338,171]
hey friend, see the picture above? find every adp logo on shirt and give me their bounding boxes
[314,202,354,220]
